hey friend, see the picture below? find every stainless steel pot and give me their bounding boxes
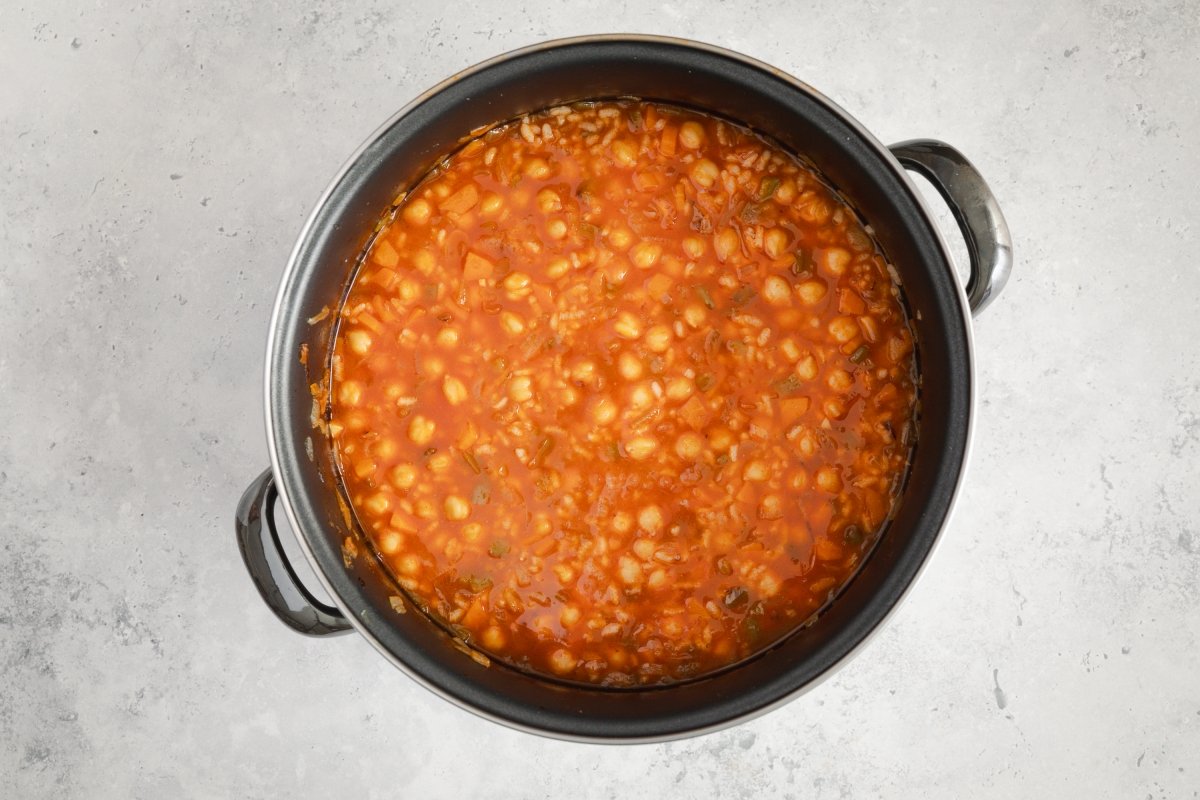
[235,35,1011,742]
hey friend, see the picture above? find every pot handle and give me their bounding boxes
[235,469,354,636]
[889,139,1013,316]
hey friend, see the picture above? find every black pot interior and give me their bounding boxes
[269,37,971,740]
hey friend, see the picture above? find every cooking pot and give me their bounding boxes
[235,35,1011,742]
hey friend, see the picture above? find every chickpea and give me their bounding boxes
[442,375,468,405]
[816,466,843,493]
[338,380,363,407]
[630,241,662,269]
[536,188,562,213]
[682,236,707,259]
[503,271,532,293]
[618,556,642,585]
[690,158,719,188]
[624,436,658,460]
[346,329,372,355]
[364,493,391,516]
[508,375,534,403]
[443,495,470,520]
[390,463,417,490]
[797,280,827,305]
[827,369,854,392]
[500,311,526,336]
[678,121,706,149]
[743,461,769,482]
[683,303,707,328]
[613,311,642,339]
[607,227,633,250]
[714,228,740,262]
[665,377,694,401]
[762,276,792,306]
[482,625,506,650]
[612,139,638,168]
[617,352,644,381]
[820,247,852,276]
[675,432,704,460]
[763,228,789,259]
[645,324,673,353]
[708,427,734,451]
[524,158,551,179]
[479,192,503,216]
[408,415,436,445]
[829,316,860,343]
[402,198,432,225]
[637,505,664,533]
[591,396,617,425]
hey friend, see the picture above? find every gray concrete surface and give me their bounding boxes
[2,1,1197,797]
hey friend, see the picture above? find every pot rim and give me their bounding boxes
[263,33,976,743]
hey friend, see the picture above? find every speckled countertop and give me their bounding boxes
[2,1,1197,797]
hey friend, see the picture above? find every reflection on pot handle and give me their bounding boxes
[236,469,353,636]
[890,140,1013,316]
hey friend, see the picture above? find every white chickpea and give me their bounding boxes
[763,228,789,259]
[617,352,644,381]
[402,198,432,225]
[637,504,664,533]
[762,276,792,306]
[678,121,705,149]
[674,432,704,460]
[443,495,470,520]
[714,228,739,262]
[624,436,658,460]
[612,139,638,168]
[743,461,769,482]
[524,158,551,179]
[338,380,363,407]
[682,236,707,259]
[816,466,843,493]
[390,463,416,490]
[500,311,526,336]
[346,329,372,355]
[645,324,673,352]
[613,311,642,339]
[408,415,435,445]
[797,280,827,305]
[508,375,534,403]
[665,377,694,401]
[548,648,578,675]
[442,375,467,405]
[829,316,860,343]
[690,158,719,188]
[630,241,662,269]
[827,369,854,392]
[820,247,851,276]
[591,396,617,425]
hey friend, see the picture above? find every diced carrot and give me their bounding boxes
[678,396,711,430]
[462,251,493,280]
[659,122,678,156]
[440,183,480,214]
[838,289,866,315]
[780,397,810,425]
